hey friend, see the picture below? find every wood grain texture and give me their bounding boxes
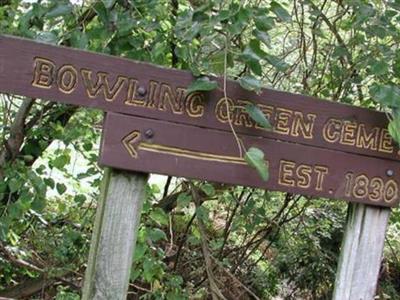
[100,113,400,207]
[82,168,148,300]
[333,204,390,299]
[0,35,398,162]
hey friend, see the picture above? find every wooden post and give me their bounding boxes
[333,203,391,299]
[82,168,148,300]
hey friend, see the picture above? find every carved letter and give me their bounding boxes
[215,97,234,123]
[57,65,78,94]
[278,160,295,187]
[186,93,205,118]
[32,57,55,89]
[341,121,357,146]
[81,69,127,102]
[322,118,342,143]
[291,112,316,139]
[274,108,292,135]
[378,129,394,153]
[356,124,378,151]
[158,84,185,114]
[314,165,328,191]
[296,165,312,188]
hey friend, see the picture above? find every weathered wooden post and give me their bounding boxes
[82,168,148,300]
[333,203,390,299]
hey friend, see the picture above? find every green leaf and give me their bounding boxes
[149,208,169,225]
[44,178,55,189]
[254,29,271,47]
[70,31,88,49]
[239,75,262,93]
[249,61,263,76]
[249,40,267,59]
[31,197,46,212]
[148,228,167,242]
[46,3,73,18]
[102,0,116,9]
[369,84,400,108]
[266,54,290,72]
[254,16,275,31]
[196,206,209,222]
[74,194,86,204]
[186,77,218,94]
[393,52,400,78]
[245,147,269,181]
[177,193,192,208]
[245,104,271,129]
[133,243,147,262]
[8,178,21,193]
[370,60,389,76]
[56,183,67,195]
[93,2,109,24]
[242,44,262,62]
[217,10,231,22]
[241,46,263,76]
[201,183,215,196]
[389,119,400,145]
[209,52,225,74]
[271,1,291,22]
[36,32,58,45]
[52,154,70,170]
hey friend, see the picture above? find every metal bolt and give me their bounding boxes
[144,129,154,139]
[137,86,146,96]
[386,169,394,177]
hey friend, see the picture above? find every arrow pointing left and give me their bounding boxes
[122,130,141,158]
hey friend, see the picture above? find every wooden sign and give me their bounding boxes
[0,35,399,206]
[100,113,400,207]
[0,35,398,163]
[0,35,394,299]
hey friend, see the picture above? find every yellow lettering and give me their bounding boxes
[314,166,328,191]
[274,108,292,135]
[146,80,158,109]
[158,83,185,114]
[356,124,379,151]
[341,121,357,146]
[322,118,342,143]
[278,160,295,187]
[186,93,205,118]
[124,79,145,106]
[32,57,55,89]
[378,129,394,153]
[215,97,234,123]
[296,165,312,188]
[57,65,77,94]
[291,112,316,139]
[81,69,128,101]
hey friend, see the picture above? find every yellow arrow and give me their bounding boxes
[122,130,246,165]
[122,130,141,158]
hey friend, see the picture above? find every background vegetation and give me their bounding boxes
[0,0,400,299]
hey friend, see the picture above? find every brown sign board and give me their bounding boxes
[100,113,400,208]
[0,35,399,163]
[0,35,399,207]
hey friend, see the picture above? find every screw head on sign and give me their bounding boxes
[144,129,154,139]
[386,169,394,177]
[137,86,146,96]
